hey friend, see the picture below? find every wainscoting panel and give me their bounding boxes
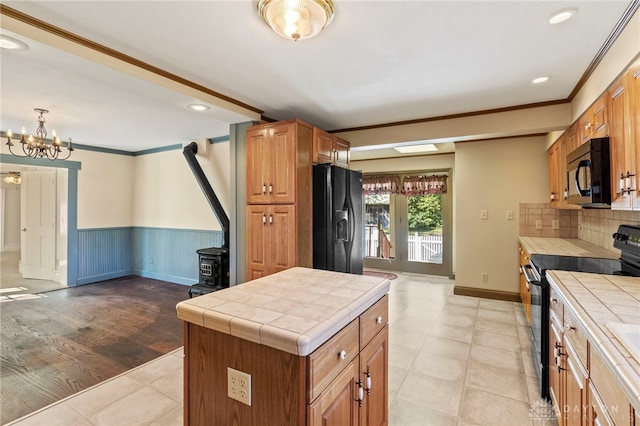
[132,227,223,285]
[77,227,133,285]
[76,227,223,286]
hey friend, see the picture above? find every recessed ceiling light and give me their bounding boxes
[0,34,29,50]
[532,76,549,84]
[549,9,576,25]
[394,144,438,154]
[188,104,209,112]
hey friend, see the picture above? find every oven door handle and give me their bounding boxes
[521,264,541,286]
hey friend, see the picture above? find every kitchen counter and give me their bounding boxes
[518,236,619,258]
[546,270,640,412]
[176,267,390,356]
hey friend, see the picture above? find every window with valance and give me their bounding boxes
[362,175,401,195]
[401,174,447,196]
[363,174,447,196]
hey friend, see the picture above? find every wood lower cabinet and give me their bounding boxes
[183,295,389,426]
[518,244,531,324]
[548,283,636,426]
[246,204,298,280]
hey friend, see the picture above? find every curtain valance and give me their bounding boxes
[362,175,401,195]
[401,175,447,195]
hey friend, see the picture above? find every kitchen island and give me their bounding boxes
[176,267,390,426]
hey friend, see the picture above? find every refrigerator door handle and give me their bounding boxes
[335,209,349,242]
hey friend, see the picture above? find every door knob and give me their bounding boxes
[21,228,27,232]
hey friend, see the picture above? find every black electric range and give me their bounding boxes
[523,224,640,400]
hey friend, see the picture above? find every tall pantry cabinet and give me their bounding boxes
[245,119,314,280]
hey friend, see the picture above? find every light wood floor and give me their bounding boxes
[0,275,191,424]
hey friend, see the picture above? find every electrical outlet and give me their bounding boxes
[506,211,513,220]
[149,257,153,264]
[552,220,560,230]
[535,220,543,230]
[481,273,488,282]
[480,210,488,220]
[228,367,251,406]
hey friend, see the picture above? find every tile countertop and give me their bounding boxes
[176,267,390,356]
[518,236,620,258]
[546,270,640,411]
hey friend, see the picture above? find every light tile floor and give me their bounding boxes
[7,272,557,426]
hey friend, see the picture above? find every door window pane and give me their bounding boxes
[407,194,443,264]
[364,194,394,258]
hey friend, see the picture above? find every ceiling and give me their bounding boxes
[0,1,636,160]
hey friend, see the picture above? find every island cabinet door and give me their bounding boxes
[359,325,388,426]
[308,360,359,426]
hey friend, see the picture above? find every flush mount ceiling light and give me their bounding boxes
[532,76,550,84]
[188,104,210,112]
[394,144,438,154]
[0,34,29,50]
[257,0,334,41]
[2,172,21,185]
[549,9,576,25]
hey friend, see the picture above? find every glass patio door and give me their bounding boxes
[363,172,451,277]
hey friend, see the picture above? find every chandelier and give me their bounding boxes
[257,0,334,41]
[5,108,73,161]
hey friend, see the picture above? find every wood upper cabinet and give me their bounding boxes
[609,63,639,211]
[313,127,351,168]
[579,94,608,144]
[548,142,561,205]
[247,120,311,204]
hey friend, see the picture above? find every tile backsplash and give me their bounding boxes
[519,203,640,252]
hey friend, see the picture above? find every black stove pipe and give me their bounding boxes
[183,142,230,249]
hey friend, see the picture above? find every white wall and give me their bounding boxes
[454,136,548,293]
[132,140,231,230]
[1,180,21,250]
[75,149,135,229]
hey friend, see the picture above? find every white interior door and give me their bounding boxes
[20,170,56,279]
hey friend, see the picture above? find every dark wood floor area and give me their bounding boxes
[0,276,191,424]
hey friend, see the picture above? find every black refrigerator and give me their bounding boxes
[312,164,364,275]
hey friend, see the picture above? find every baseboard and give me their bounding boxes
[2,243,20,252]
[134,270,195,286]
[453,285,520,302]
[76,270,134,286]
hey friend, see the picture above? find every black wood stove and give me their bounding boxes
[183,142,230,297]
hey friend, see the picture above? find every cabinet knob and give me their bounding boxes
[376,316,383,324]
[338,350,347,360]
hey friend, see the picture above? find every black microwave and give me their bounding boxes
[566,137,611,208]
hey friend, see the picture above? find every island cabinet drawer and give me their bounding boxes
[360,295,389,350]
[563,308,588,370]
[590,348,633,425]
[307,319,359,402]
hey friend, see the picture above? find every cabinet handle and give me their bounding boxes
[262,215,266,224]
[338,350,347,360]
[584,122,593,131]
[262,183,266,194]
[269,215,273,224]
[564,324,576,332]
[269,183,273,194]
[365,371,371,395]
[376,316,383,324]
[550,192,556,201]
[550,297,557,304]
[356,380,363,407]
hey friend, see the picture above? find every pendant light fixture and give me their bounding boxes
[257,0,334,41]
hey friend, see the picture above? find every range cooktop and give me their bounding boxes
[530,254,640,277]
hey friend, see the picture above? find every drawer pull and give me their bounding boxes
[365,371,371,395]
[262,183,266,194]
[550,297,558,303]
[356,380,364,407]
[338,350,347,360]
[376,316,383,324]
[564,324,576,332]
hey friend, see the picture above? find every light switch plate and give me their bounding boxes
[228,367,251,406]
[480,210,488,220]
